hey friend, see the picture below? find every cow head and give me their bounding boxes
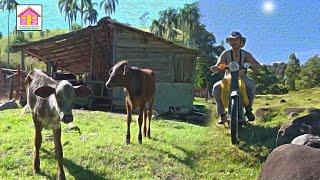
[105,61,129,88]
[34,80,92,123]
[276,122,312,146]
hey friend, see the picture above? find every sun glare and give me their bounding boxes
[262,1,275,14]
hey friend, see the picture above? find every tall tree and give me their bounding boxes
[3,0,18,68]
[158,8,179,41]
[180,3,200,48]
[84,2,98,25]
[150,20,165,37]
[79,0,91,26]
[27,32,33,39]
[100,0,118,17]
[58,0,79,31]
[300,55,320,89]
[285,53,300,91]
[0,32,2,61]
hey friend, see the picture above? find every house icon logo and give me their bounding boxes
[16,5,42,31]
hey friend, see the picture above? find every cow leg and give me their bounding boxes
[33,115,42,173]
[53,126,65,180]
[143,108,147,137]
[126,102,132,144]
[147,100,153,138]
[138,105,144,144]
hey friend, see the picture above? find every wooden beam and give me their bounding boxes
[39,38,90,54]
[11,28,91,51]
[26,50,48,62]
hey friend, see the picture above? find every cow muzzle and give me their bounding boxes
[62,114,73,124]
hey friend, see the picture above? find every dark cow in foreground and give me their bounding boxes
[105,61,155,144]
[25,70,91,180]
[276,114,320,146]
[258,144,320,180]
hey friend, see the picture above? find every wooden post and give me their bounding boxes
[8,76,13,100]
[16,67,20,100]
[20,49,25,71]
[52,65,57,78]
[89,29,94,80]
[47,59,52,77]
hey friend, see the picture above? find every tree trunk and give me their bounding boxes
[68,16,71,31]
[7,10,10,68]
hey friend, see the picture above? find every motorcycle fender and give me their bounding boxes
[230,91,240,98]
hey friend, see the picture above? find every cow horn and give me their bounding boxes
[123,64,127,75]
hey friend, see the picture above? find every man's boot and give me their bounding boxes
[218,113,228,124]
[245,108,255,121]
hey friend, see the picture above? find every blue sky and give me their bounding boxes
[199,0,320,64]
[0,0,319,64]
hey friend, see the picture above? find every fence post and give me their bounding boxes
[16,67,20,100]
[8,76,13,100]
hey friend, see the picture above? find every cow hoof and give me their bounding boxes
[57,172,66,180]
[125,139,130,145]
[34,168,40,174]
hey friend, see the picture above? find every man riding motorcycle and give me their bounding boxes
[210,31,261,124]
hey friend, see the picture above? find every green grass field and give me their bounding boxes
[1,88,319,179]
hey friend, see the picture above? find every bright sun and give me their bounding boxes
[262,1,275,14]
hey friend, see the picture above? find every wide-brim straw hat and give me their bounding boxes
[226,31,246,48]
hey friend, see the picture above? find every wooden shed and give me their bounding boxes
[12,17,197,114]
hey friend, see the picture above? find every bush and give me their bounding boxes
[268,84,288,95]
[71,23,82,31]
[12,32,28,43]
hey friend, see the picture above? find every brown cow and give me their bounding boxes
[258,144,320,180]
[25,69,91,179]
[105,61,155,144]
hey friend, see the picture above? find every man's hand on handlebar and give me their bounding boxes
[210,65,218,72]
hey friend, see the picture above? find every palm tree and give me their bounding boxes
[79,0,91,26]
[178,8,188,45]
[27,32,33,39]
[84,2,98,25]
[40,31,45,38]
[150,20,165,37]
[0,32,2,61]
[100,0,118,17]
[180,3,200,48]
[2,0,18,67]
[158,8,179,41]
[46,29,50,38]
[58,0,79,31]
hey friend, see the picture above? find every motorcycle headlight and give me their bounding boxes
[229,62,240,72]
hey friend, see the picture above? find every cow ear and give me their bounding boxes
[34,86,56,98]
[74,85,92,99]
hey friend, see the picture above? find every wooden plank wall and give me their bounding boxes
[116,29,195,82]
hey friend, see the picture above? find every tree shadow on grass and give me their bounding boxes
[147,137,197,168]
[41,148,106,180]
[237,123,279,162]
